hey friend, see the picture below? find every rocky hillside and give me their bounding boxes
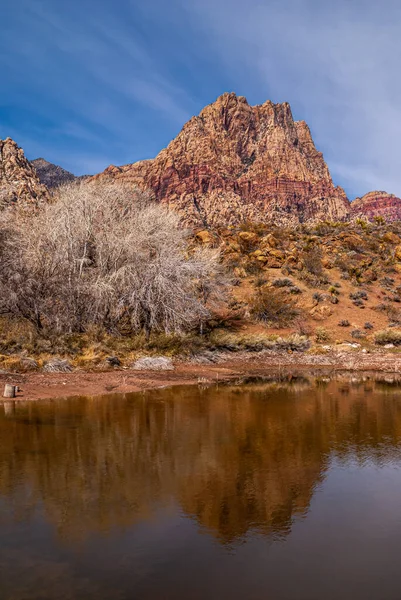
[93,92,350,227]
[31,158,77,188]
[351,191,401,222]
[0,138,49,208]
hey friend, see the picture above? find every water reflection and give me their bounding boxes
[1,378,401,544]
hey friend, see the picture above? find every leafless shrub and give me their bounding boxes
[302,247,324,276]
[249,287,300,326]
[0,181,225,337]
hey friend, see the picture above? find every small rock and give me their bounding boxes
[105,356,121,367]
[43,359,73,373]
[384,343,395,349]
[131,357,174,371]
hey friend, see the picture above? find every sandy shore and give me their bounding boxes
[1,349,401,402]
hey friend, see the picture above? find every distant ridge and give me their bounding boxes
[31,158,78,188]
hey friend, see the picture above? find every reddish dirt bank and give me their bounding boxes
[2,350,401,402]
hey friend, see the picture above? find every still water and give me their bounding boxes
[2,377,401,599]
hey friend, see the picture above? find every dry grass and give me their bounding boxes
[374,329,401,346]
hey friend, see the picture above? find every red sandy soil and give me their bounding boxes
[2,350,401,402]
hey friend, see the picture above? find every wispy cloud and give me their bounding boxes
[2,0,401,196]
[173,0,401,198]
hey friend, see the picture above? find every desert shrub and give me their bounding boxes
[313,292,323,303]
[339,320,350,327]
[315,327,330,343]
[254,275,268,288]
[0,182,224,337]
[275,333,310,351]
[380,276,395,288]
[364,322,374,330]
[289,286,302,295]
[375,303,401,324]
[302,247,324,276]
[351,329,366,339]
[249,287,299,326]
[272,278,293,288]
[299,270,330,288]
[209,330,310,352]
[295,319,313,336]
[350,290,368,301]
[374,329,401,346]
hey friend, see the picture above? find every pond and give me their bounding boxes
[1,377,401,599]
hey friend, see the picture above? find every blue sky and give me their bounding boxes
[1,0,401,199]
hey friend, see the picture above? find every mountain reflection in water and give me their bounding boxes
[1,377,401,600]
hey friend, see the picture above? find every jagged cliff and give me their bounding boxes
[0,138,49,208]
[351,191,401,222]
[93,92,350,227]
[4,94,401,225]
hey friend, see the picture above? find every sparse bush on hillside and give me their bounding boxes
[315,327,330,343]
[249,287,299,327]
[313,292,323,303]
[349,290,368,301]
[351,329,366,339]
[272,278,293,288]
[339,320,350,327]
[375,303,401,325]
[302,247,324,277]
[0,182,225,337]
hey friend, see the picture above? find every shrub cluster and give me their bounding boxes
[0,182,224,338]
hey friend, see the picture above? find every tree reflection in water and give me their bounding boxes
[1,378,401,545]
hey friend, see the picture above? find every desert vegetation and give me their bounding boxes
[0,182,223,339]
[3,191,401,372]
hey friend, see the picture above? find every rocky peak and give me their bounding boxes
[92,92,350,227]
[0,138,49,209]
[31,158,77,188]
[351,191,401,222]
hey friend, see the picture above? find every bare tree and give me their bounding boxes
[0,181,225,336]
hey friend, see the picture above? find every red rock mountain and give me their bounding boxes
[93,92,351,227]
[0,138,49,209]
[351,191,401,222]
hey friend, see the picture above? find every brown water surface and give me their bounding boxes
[1,378,401,599]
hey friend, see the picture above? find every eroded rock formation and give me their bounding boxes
[0,138,49,208]
[93,92,350,227]
[351,191,401,222]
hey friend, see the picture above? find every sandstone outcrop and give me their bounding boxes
[0,138,49,208]
[351,191,401,222]
[92,92,350,227]
[31,158,77,188]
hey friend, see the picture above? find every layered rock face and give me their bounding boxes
[351,191,401,222]
[31,158,77,188]
[93,93,350,227]
[0,138,49,208]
